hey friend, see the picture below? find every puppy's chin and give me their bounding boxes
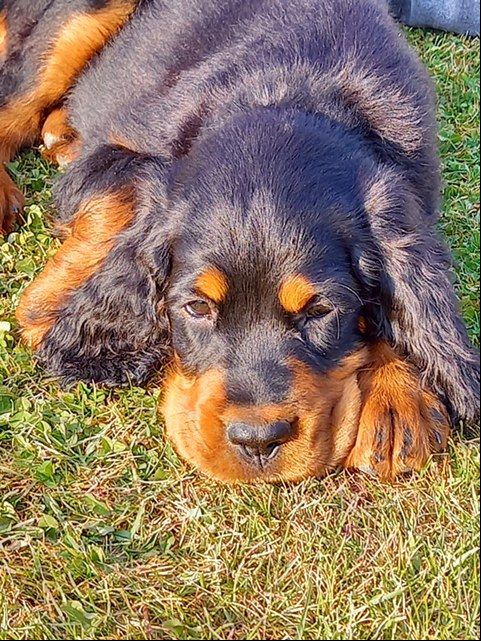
[161,352,366,483]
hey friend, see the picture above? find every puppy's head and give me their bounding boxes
[20,112,395,482]
[160,113,383,482]
[161,120,371,481]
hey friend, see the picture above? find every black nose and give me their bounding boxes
[227,420,293,464]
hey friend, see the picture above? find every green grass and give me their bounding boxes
[0,31,479,641]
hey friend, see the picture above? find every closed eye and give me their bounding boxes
[305,299,333,318]
[289,296,334,331]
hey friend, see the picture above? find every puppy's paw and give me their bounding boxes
[41,107,80,168]
[345,344,451,480]
[41,138,80,168]
[0,166,24,235]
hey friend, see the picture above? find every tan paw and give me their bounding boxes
[0,165,24,235]
[344,343,451,480]
[41,138,80,168]
[41,107,80,168]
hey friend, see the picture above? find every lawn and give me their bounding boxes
[0,29,479,641]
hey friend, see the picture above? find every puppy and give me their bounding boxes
[1,0,478,482]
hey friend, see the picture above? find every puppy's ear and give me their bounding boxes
[37,219,171,385]
[17,148,173,385]
[355,167,480,422]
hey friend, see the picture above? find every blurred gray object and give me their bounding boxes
[388,0,480,35]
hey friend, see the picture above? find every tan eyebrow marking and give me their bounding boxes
[195,267,229,304]
[279,274,316,314]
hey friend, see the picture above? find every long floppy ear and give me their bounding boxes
[355,166,480,422]
[17,146,172,385]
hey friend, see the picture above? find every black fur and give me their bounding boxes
[15,0,481,420]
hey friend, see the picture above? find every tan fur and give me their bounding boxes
[164,341,449,483]
[278,274,316,314]
[0,167,24,234]
[162,349,369,483]
[0,11,7,61]
[16,189,136,348]
[345,342,450,479]
[195,267,229,304]
[0,1,135,147]
[41,106,80,166]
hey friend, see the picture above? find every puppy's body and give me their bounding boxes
[68,0,439,207]
[68,1,432,147]
[1,0,478,482]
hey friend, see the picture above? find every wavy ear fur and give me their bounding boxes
[33,149,173,385]
[37,219,172,385]
[355,166,480,422]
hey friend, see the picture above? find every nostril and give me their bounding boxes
[239,442,280,463]
[239,444,258,461]
[263,441,281,460]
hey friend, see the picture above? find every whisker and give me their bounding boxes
[335,309,341,340]
[336,282,365,305]
[309,279,365,305]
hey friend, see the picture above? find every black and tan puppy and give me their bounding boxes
[1,0,479,483]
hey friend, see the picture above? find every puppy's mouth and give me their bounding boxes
[161,350,368,483]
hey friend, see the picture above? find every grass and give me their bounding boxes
[0,30,479,641]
